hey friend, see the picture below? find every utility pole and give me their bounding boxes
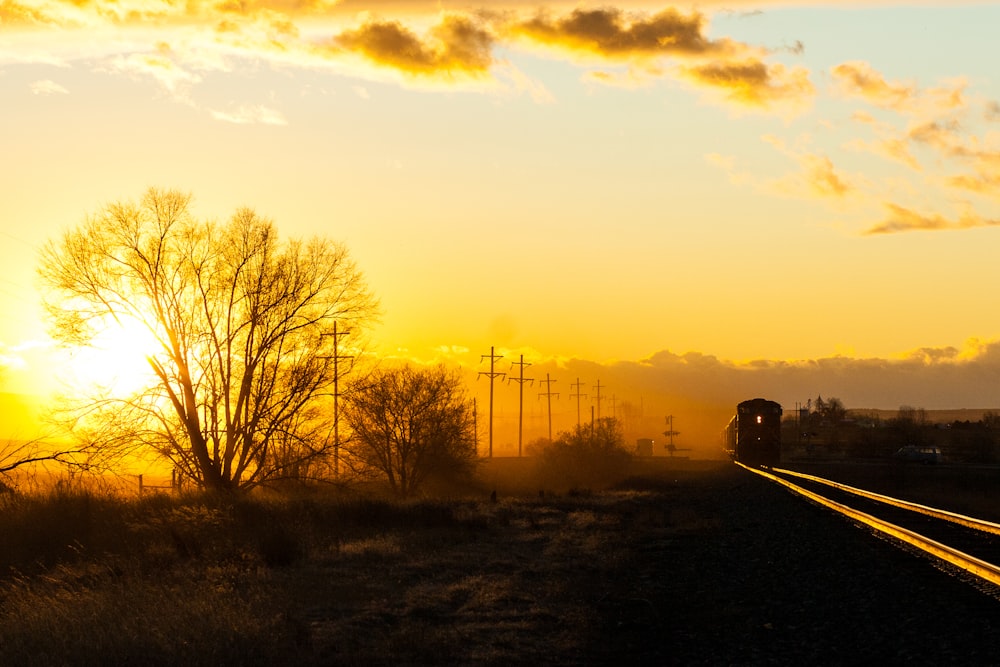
[593,379,605,420]
[663,415,681,457]
[537,373,559,442]
[507,355,533,457]
[320,322,352,476]
[478,346,505,458]
[570,378,587,429]
[609,394,618,420]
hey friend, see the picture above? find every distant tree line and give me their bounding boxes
[784,395,1000,464]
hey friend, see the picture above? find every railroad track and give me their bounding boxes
[738,462,1000,590]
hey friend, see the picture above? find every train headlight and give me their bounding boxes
[756,415,762,424]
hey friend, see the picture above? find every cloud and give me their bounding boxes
[29,79,68,94]
[831,60,916,111]
[510,7,729,60]
[863,202,1000,235]
[508,7,813,111]
[679,59,813,109]
[846,136,921,171]
[833,61,970,125]
[763,135,854,199]
[801,153,851,197]
[845,111,921,169]
[705,152,754,187]
[2,3,813,113]
[466,339,1000,457]
[331,14,495,78]
[581,67,660,89]
[832,64,1000,210]
[209,104,288,125]
[104,43,202,97]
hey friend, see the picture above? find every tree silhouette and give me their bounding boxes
[38,188,378,491]
[535,417,632,490]
[342,364,477,497]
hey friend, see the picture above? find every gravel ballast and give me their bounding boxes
[604,463,1000,664]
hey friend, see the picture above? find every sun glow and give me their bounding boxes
[60,317,164,396]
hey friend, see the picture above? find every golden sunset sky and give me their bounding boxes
[3,1,1000,453]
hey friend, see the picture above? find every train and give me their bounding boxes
[723,398,782,467]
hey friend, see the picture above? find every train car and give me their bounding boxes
[723,398,782,467]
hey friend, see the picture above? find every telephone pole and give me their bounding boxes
[593,379,605,420]
[664,415,681,456]
[507,355,533,457]
[537,373,559,442]
[569,378,587,429]
[320,322,352,476]
[478,346,505,458]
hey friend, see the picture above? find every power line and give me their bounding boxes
[0,229,39,249]
[569,377,587,429]
[593,379,605,420]
[319,322,352,476]
[537,373,559,442]
[507,354,533,458]
[478,346,505,458]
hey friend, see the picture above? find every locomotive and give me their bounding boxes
[723,398,782,467]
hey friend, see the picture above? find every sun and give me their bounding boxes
[61,316,165,395]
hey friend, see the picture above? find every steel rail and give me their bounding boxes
[737,462,1000,588]
[773,466,1000,536]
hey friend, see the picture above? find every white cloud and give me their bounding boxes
[209,104,288,125]
[29,79,68,95]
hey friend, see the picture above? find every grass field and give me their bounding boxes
[3,456,996,665]
[0,458,722,665]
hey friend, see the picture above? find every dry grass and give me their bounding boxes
[0,466,705,666]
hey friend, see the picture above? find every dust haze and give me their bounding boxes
[467,342,1000,458]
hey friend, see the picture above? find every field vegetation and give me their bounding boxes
[0,452,692,666]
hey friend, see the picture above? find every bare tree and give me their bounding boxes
[38,188,378,491]
[0,438,93,491]
[342,364,477,497]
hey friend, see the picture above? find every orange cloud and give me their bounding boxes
[332,14,494,77]
[0,0,69,27]
[510,7,729,59]
[846,112,921,170]
[864,203,1000,235]
[847,136,920,171]
[680,59,813,109]
[509,7,813,111]
[2,3,813,113]
[948,172,1000,194]
[831,60,915,111]
[908,119,964,153]
[802,153,851,198]
[763,135,854,199]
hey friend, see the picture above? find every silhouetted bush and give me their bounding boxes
[533,418,633,492]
